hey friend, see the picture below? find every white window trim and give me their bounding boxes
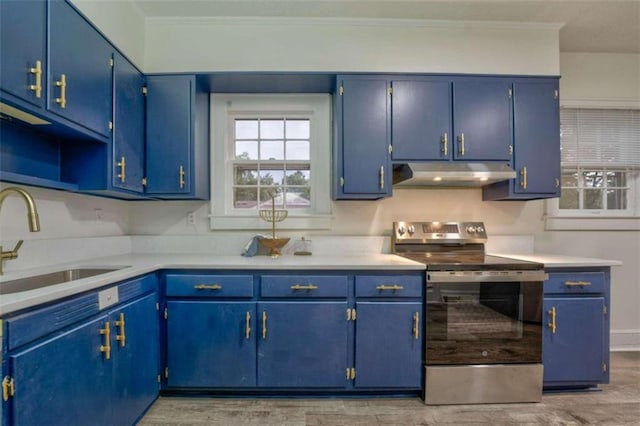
[545,104,640,231]
[209,94,332,230]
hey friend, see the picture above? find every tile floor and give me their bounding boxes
[139,352,640,425]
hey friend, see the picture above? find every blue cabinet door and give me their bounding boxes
[354,302,422,388]
[391,79,452,161]
[543,297,605,385]
[48,0,113,138]
[145,75,193,195]
[8,315,112,426]
[513,79,560,195]
[0,0,46,108]
[257,301,348,387]
[336,76,391,198]
[112,52,145,193]
[453,79,512,161]
[166,301,256,388]
[111,293,160,425]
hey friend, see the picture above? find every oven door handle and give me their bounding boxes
[427,271,548,283]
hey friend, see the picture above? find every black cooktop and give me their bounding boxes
[398,252,544,271]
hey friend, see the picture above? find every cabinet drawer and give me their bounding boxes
[165,274,254,297]
[355,275,423,298]
[261,275,348,298]
[545,272,605,294]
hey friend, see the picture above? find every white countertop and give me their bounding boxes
[0,251,621,316]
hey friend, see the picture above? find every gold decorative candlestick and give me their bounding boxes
[259,196,289,257]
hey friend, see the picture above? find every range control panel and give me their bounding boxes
[392,221,487,244]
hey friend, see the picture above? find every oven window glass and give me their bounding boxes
[426,281,542,365]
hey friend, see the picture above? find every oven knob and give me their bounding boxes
[408,225,415,235]
[477,226,485,234]
[466,225,477,234]
[398,225,406,236]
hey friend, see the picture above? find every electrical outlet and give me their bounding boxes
[186,212,196,225]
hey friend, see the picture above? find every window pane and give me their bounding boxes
[606,171,626,187]
[287,141,310,160]
[607,189,627,210]
[583,171,604,188]
[285,187,311,209]
[235,120,258,139]
[234,187,257,209]
[286,169,310,186]
[559,189,579,209]
[584,188,603,209]
[260,141,284,160]
[235,141,258,160]
[234,166,258,185]
[561,169,578,187]
[260,120,284,139]
[259,187,283,207]
[259,169,285,185]
[286,119,310,139]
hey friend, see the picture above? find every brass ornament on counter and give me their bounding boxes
[259,195,289,257]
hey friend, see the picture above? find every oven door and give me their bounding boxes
[426,270,547,365]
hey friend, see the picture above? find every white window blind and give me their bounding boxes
[560,109,640,169]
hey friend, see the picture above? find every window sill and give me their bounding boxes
[545,216,640,231]
[209,214,332,231]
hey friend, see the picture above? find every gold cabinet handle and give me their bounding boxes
[99,321,111,359]
[194,284,222,290]
[55,74,67,108]
[179,165,185,189]
[117,156,126,183]
[376,285,404,291]
[29,60,42,98]
[245,312,251,339]
[547,307,556,334]
[458,133,465,155]
[115,313,126,347]
[262,311,267,339]
[290,284,318,291]
[441,133,448,156]
[2,377,15,402]
[564,281,592,287]
[379,165,385,190]
[520,166,528,190]
[413,311,420,340]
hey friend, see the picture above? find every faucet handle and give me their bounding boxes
[2,240,23,258]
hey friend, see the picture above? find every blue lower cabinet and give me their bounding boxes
[543,297,606,386]
[8,315,112,426]
[166,301,257,388]
[354,302,423,388]
[257,301,348,388]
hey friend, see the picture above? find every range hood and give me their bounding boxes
[393,163,516,187]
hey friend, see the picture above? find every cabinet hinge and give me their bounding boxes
[603,305,608,315]
[554,89,559,99]
[339,85,344,96]
[156,302,160,311]
[508,145,513,155]
[157,374,161,384]
[555,178,560,188]
[508,88,513,98]
[388,144,393,154]
[164,307,168,320]
[142,86,148,96]
[109,58,114,67]
[388,87,393,96]
[108,121,113,131]
[2,376,15,401]
[142,177,148,187]
[340,177,344,187]
[603,363,607,373]
[164,367,169,379]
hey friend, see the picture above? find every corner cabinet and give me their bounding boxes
[1,275,160,426]
[333,76,391,199]
[145,75,210,200]
[542,268,610,390]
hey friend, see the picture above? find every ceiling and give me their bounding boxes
[132,0,640,54]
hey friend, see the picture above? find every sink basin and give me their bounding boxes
[0,267,127,295]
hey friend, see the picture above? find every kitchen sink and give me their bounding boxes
[0,267,128,295]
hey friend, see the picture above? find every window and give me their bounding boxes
[547,108,640,230]
[210,94,332,230]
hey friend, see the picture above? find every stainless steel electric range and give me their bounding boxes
[392,221,548,405]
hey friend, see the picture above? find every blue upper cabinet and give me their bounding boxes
[334,76,392,199]
[391,79,452,161]
[48,0,113,139]
[0,0,47,109]
[112,52,145,194]
[483,77,560,200]
[452,78,512,161]
[145,75,210,199]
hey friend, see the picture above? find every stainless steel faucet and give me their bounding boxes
[0,187,41,274]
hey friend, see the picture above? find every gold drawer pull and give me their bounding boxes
[291,284,318,291]
[520,166,528,190]
[458,133,465,155]
[99,321,111,359]
[115,313,126,347]
[441,133,448,156]
[376,285,404,291]
[29,60,42,98]
[548,307,556,334]
[179,165,185,189]
[194,284,222,290]
[413,311,420,340]
[262,311,267,339]
[245,312,251,339]
[564,281,592,287]
[117,156,126,183]
[55,74,67,108]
